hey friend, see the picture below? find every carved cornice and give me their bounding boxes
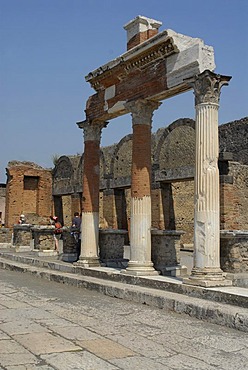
[88,37,177,92]
[124,39,175,72]
[190,70,232,106]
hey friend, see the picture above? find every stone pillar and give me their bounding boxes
[76,121,106,267]
[122,99,161,275]
[185,70,232,287]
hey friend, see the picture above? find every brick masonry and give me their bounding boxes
[2,118,247,250]
[5,161,53,228]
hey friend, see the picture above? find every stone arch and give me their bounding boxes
[154,118,195,170]
[53,156,73,180]
[110,134,133,181]
[52,156,74,198]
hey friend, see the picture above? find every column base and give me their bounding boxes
[183,267,232,287]
[121,261,160,276]
[74,256,100,268]
[34,249,58,257]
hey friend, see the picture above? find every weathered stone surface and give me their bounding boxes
[219,117,248,165]
[151,229,184,274]
[13,225,32,247]
[12,332,82,355]
[99,229,128,266]
[221,231,248,272]
[0,227,12,244]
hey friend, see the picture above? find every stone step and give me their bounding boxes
[0,254,248,333]
[0,250,248,310]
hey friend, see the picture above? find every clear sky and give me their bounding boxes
[1,0,247,183]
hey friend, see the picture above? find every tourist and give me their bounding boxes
[18,214,26,224]
[71,212,81,259]
[51,216,62,252]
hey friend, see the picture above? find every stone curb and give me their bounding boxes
[0,257,247,333]
[0,251,248,309]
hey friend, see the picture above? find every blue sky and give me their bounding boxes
[1,0,247,183]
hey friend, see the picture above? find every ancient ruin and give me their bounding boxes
[0,16,247,288]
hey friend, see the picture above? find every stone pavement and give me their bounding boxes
[0,268,248,370]
[0,249,248,335]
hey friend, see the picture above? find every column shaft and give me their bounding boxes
[184,70,232,287]
[194,103,221,271]
[76,122,106,267]
[122,99,160,276]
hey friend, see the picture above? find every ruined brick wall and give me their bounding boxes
[0,184,6,225]
[50,117,247,246]
[224,162,248,230]
[5,162,53,228]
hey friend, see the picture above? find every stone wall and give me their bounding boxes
[5,161,53,228]
[0,184,6,225]
[219,117,248,165]
[51,117,247,246]
[0,228,12,244]
[3,117,246,247]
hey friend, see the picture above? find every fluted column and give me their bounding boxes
[185,70,232,287]
[122,99,161,276]
[76,121,106,267]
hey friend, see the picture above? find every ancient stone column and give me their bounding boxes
[185,70,232,287]
[122,99,161,275]
[76,121,106,267]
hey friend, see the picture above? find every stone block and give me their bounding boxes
[151,229,185,275]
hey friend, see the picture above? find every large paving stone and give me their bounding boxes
[76,338,135,360]
[41,351,119,370]
[0,352,38,367]
[0,319,49,335]
[12,332,82,355]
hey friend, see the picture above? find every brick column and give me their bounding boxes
[122,99,160,276]
[184,70,232,287]
[76,121,106,267]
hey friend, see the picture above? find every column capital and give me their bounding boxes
[77,120,108,142]
[124,99,161,126]
[186,70,231,106]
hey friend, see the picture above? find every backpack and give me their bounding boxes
[54,222,62,234]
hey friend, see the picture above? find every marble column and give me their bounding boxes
[76,121,106,267]
[185,70,232,287]
[122,99,161,276]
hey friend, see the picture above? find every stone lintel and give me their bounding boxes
[154,166,194,182]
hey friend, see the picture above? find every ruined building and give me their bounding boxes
[1,16,248,284]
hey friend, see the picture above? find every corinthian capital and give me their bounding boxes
[124,99,161,126]
[77,120,108,142]
[192,70,231,106]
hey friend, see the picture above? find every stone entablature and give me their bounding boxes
[84,20,215,123]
